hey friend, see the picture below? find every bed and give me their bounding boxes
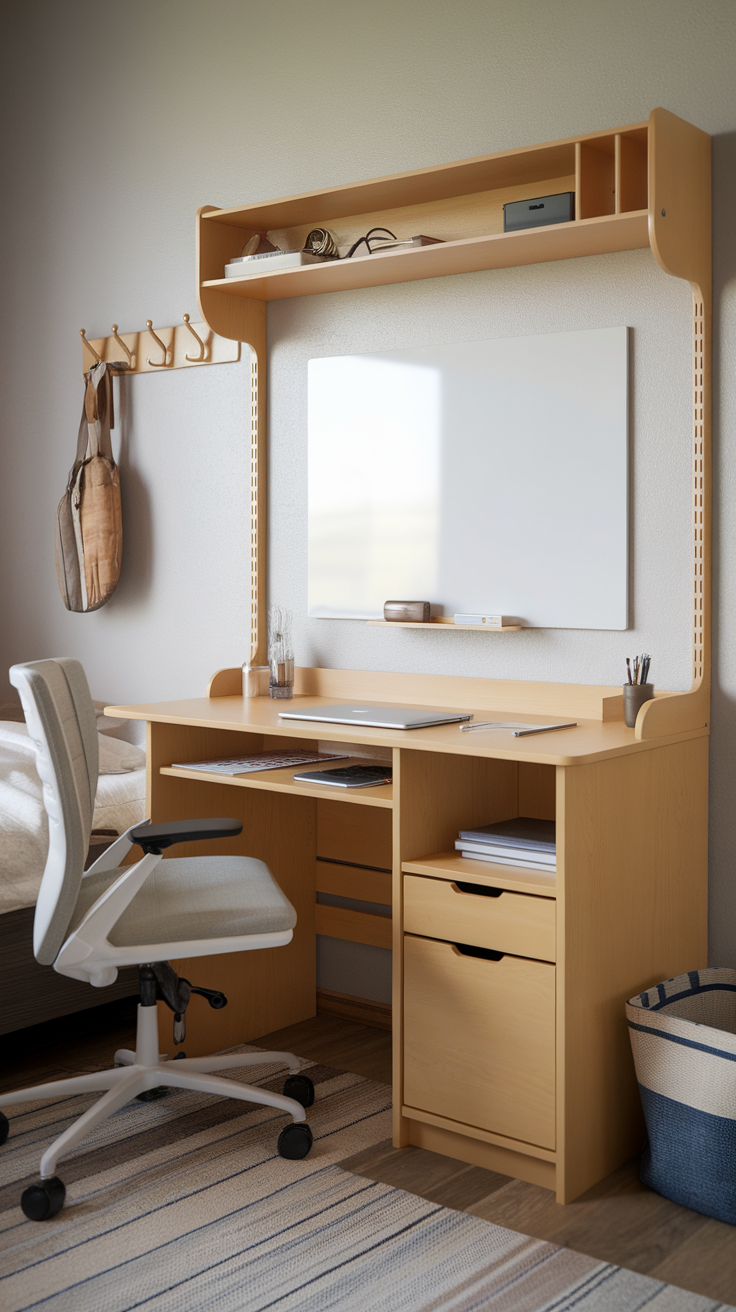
[0,713,147,1034]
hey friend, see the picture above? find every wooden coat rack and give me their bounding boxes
[80,316,240,375]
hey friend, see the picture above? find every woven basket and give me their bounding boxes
[626,967,736,1223]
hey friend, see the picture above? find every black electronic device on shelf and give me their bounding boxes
[293,764,392,788]
[503,192,575,232]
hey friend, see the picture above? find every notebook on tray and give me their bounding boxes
[456,817,556,872]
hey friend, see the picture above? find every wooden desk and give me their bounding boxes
[110,668,708,1203]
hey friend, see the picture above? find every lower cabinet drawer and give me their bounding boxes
[403,933,556,1149]
[404,873,555,961]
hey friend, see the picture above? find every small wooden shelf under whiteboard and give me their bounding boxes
[367,619,523,632]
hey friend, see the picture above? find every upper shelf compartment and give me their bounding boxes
[198,122,649,306]
[197,109,710,333]
[201,213,648,302]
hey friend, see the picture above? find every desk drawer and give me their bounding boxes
[403,874,555,962]
[403,934,556,1148]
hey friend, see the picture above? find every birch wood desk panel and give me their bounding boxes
[106,694,708,768]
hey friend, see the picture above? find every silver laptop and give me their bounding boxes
[278,704,473,730]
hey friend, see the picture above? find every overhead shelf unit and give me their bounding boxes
[198,122,649,302]
[196,107,711,743]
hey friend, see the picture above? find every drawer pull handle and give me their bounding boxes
[455,942,504,962]
[453,881,502,898]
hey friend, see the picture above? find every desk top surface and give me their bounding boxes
[107,693,708,767]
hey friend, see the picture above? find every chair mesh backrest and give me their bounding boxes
[9,658,99,964]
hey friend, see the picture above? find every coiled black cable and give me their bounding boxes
[303,228,339,257]
[303,227,397,259]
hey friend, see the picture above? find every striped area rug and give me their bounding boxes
[0,1051,729,1311]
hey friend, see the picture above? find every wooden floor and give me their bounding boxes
[4,1001,736,1304]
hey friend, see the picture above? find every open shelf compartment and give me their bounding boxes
[198,121,649,303]
[397,751,557,894]
[157,729,394,808]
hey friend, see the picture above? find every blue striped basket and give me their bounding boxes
[626,968,736,1224]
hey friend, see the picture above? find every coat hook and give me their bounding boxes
[111,324,134,369]
[80,329,102,365]
[182,314,206,363]
[146,320,169,367]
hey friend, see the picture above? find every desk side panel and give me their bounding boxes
[148,723,316,1056]
[393,749,520,1146]
[556,736,708,1202]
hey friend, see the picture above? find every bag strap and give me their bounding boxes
[67,360,121,492]
[74,362,115,470]
[95,363,115,459]
[69,388,91,483]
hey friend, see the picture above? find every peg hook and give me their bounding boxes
[111,324,134,369]
[146,320,169,367]
[182,314,206,363]
[80,329,102,365]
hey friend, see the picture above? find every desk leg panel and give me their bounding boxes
[148,761,316,1058]
[392,748,520,1148]
[556,736,709,1202]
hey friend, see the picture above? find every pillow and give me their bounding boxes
[96,733,146,774]
[92,699,128,735]
[2,717,145,775]
[92,699,146,750]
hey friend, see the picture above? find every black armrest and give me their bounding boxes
[130,817,243,855]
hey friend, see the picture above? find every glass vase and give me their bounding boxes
[268,606,295,699]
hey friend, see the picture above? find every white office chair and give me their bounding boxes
[0,658,315,1221]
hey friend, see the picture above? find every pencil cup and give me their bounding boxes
[623,683,654,728]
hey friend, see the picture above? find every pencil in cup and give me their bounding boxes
[623,653,653,726]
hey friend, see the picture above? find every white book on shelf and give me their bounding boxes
[455,839,556,866]
[225,251,328,278]
[457,845,556,873]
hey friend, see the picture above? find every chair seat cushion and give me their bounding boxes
[71,855,296,948]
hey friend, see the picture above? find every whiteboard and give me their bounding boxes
[308,327,628,629]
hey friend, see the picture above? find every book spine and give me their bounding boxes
[456,840,556,860]
[457,848,557,871]
[457,834,555,853]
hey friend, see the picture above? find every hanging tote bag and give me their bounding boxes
[626,968,736,1223]
[56,361,123,612]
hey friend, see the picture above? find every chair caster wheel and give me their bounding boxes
[21,1176,66,1221]
[283,1074,315,1108]
[277,1122,313,1160]
[0,1112,9,1145]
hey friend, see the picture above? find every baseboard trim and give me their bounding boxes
[316,988,392,1031]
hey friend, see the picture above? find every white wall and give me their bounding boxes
[1,0,735,973]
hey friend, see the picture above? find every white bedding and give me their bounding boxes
[0,721,146,915]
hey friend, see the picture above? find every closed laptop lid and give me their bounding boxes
[278,704,472,730]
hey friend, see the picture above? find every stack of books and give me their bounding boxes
[455,817,556,873]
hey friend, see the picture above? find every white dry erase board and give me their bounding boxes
[308,326,628,629]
